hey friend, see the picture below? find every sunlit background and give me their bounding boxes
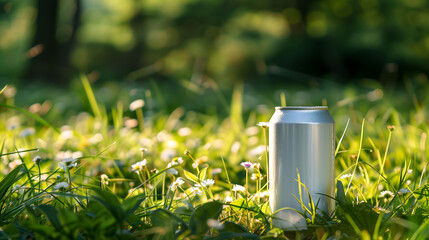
[2,0,429,87]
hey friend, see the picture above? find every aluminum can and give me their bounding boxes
[269,106,335,230]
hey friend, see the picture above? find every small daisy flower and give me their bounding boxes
[170,178,185,191]
[190,187,203,195]
[58,163,67,172]
[131,159,147,172]
[251,173,261,181]
[169,157,183,166]
[32,156,42,164]
[224,196,234,203]
[240,161,254,169]
[140,147,147,152]
[61,158,78,168]
[53,182,69,191]
[101,174,109,185]
[379,190,394,198]
[232,184,246,192]
[201,179,215,187]
[260,191,269,198]
[61,157,77,164]
[257,122,269,128]
[250,192,266,200]
[252,163,261,169]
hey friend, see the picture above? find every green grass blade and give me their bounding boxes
[0,85,7,95]
[410,218,429,240]
[230,84,243,132]
[0,103,59,133]
[280,91,286,107]
[0,165,23,203]
[0,148,39,157]
[346,118,365,194]
[335,118,350,156]
[80,74,101,118]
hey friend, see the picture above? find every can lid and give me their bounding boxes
[275,106,328,110]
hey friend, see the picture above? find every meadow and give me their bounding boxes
[0,77,428,239]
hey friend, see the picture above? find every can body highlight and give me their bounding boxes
[269,106,335,230]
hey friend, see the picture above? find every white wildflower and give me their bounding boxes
[58,162,67,172]
[53,182,69,191]
[131,159,147,173]
[251,173,262,181]
[257,122,269,128]
[379,190,394,198]
[61,158,78,168]
[240,161,254,169]
[201,179,215,187]
[232,184,246,192]
[101,174,109,185]
[170,178,185,191]
[224,196,234,203]
[169,157,183,166]
[32,156,42,164]
[260,191,269,198]
[190,187,203,195]
[140,147,148,152]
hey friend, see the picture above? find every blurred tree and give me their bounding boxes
[2,0,428,85]
[24,0,81,85]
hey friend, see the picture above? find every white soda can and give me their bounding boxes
[268,106,335,230]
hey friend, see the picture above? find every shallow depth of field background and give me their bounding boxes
[2,0,429,85]
[1,0,429,239]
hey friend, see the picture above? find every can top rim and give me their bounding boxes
[275,106,328,110]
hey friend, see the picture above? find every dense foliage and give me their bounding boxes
[0,78,428,239]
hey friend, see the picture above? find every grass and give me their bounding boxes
[0,77,428,239]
